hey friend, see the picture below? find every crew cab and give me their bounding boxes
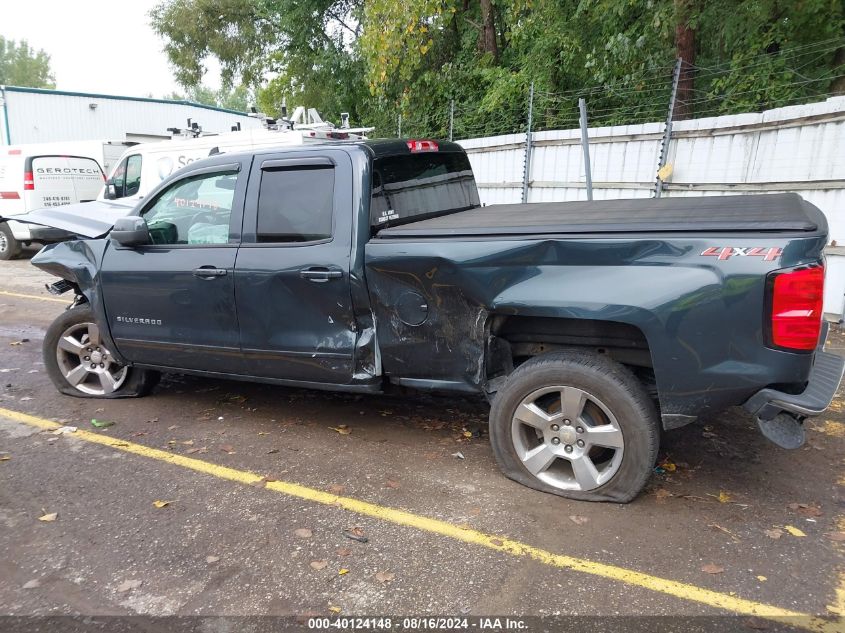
[13,140,844,502]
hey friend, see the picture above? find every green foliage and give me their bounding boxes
[0,36,55,89]
[150,0,845,139]
[167,84,253,111]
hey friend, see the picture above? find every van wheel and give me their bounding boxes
[489,351,659,503]
[43,305,159,398]
[0,223,21,260]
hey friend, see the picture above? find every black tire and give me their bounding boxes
[43,304,159,398]
[0,223,22,261]
[489,351,659,503]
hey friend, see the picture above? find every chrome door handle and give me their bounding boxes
[193,266,228,279]
[300,267,343,282]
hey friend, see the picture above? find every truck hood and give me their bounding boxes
[1,199,136,239]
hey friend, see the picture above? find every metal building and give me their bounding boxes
[0,85,264,146]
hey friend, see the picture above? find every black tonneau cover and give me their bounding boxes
[377,193,822,238]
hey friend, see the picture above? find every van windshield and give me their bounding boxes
[370,152,480,230]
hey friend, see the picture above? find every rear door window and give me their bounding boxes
[256,167,334,243]
[370,152,479,230]
[30,156,104,207]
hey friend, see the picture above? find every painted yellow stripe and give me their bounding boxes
[0,289,68,304]
[0,405,838,631]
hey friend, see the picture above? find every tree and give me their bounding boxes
[0,36,55,88]
[150,0,845,139]
[166,84,254,112]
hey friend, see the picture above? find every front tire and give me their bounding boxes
[43,304,159,398]
[489,351,659,503]
[0,223,22,260]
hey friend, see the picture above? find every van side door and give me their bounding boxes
[234,149,357,384]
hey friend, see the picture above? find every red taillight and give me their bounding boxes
[407,139,438,152]
[770,265,824,351]
[8,149,21,155]
[23,171,34,190]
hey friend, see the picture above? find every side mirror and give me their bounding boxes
[104,179,117,200]
[111,216,151,247]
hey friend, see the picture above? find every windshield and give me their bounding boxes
[370,152,480,230]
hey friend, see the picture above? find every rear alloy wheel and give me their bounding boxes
[489,351,659,502]
[0,223,22,261]
[510,385,625,492]
[44,305,159,398]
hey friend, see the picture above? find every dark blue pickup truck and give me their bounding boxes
[11,139,844,502]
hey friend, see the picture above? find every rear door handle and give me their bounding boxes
[300,266,343,282]
[193,266,228,279]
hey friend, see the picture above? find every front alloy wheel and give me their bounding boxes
[55,322,128,395]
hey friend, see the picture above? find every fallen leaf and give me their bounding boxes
[152,500,170,509]
[788,503,823,518]
[51,426,77,435]
[490,538,504,546]
[701,564,724,574]
[267,448,279,454]
[257,431,270,436]
[294,528,313,538]
[654,488,673,503]
[329,606,341,614]
[338,568,349,576]
[336,547,352,557]
[180,440,194,446]
[569,515,589,525]
[90,418,114,429]
[375,571,395,583]
[310,560,328,571]
[0,454,10,462]
[462,431,473,438]
[220,444,235,454]
[451,451,465,460]
[718,491,732,503]
[658,459,677,472]
[825,531,845,542]
[38,512,58,522]
[385,480,400,489]
[756,575,767,582]
[764,528,783,540]
[167,425,178,430]
[22,579,40,589]
[784,525,806,537]
[206,556,220,564]
[329,425,352,435]
[116,579,142,593]
[328,484,346,495]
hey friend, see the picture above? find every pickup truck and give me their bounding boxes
[12,139,844,502]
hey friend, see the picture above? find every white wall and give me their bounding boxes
[0,88,264,145]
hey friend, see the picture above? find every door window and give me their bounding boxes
[141,170,238,245]
[256,167,334,243]
[124,154,142,196]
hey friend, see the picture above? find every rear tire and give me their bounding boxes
[43,304,159,398]
[489,351,659,503]
[0,223,21,260]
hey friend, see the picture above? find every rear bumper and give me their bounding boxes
[743,332,845,421]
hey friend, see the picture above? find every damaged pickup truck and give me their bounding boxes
[11,139,844,502]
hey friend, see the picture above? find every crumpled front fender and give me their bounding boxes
[31,239,126,365]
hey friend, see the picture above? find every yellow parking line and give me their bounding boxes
[0,290,68,304]
[0,405,838,631]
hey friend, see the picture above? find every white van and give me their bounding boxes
[102,112,372,205]
[0,141,133,259]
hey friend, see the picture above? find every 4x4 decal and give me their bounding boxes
[700,246,782,261]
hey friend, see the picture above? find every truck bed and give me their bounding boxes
[376,193,823,238]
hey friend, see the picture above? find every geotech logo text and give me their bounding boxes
[700,246,782,261]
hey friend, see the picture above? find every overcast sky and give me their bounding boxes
[2,0,220,98]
